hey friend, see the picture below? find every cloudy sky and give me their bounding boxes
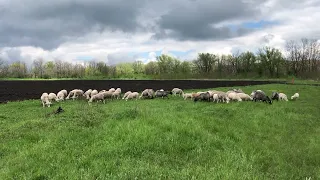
[0,0,319,66]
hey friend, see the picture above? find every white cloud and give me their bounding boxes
[1,0,319,66]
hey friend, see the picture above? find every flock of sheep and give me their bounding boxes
[40,87,300,107]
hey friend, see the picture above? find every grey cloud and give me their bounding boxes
[152,0,263,41]
[0,0,146,50]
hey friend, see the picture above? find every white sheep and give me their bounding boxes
[84,89,93,100]
[122,91,132,99]
[217,92,230,103]
[112,91,121,99]
[212,93,219,103]
[182,93,193,100]
[109,88,116,92]
[278,93,288,101]
[102,91,113,100]
[40,93,52,107]
[60,89,67,97]
[291,93,299,100]
[99,90,107,93]
[126,92,139,101]
[90,90,98,97]
[237,93,253,101]
[56,91,65,101]
[172,88,184,96]
[48,93,58,102]
[88,93,105,104]
[66,89,78,100]
[71,89,84,100]
[227,92,242,102]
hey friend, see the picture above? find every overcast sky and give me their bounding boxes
[0,0,319,65]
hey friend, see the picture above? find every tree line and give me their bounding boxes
[0,38,319,79]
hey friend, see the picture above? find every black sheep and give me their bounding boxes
[194,92,211,102]
[253,91,272,104]
[271,92,279,101]
[155,90,172,98]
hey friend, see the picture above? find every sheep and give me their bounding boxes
[56,91,66,101]
[40,93,52,107]
[115,88,121,93]
[88,93,105,104]
[194,92,210,102]
[212,93,219,103]
[155,90,172,98]
[250,90,265,97]
[126,92,139,101]
[139,89,154,99]
[102,91,113,100]
[109,88,116,92]
[172,88,184,96]
[71,89,84,100]
[182,93,193,100]
[122,91,132,99]
[252,91,272,104]
[65,89,76,100]
[227,92,242,102]
[271,92,279,101]
[217,92,230,103]
[279,93,288,101]
[84,89,93,100]
[90,89,98,98]
[272,92,288,101]
[60,90,67,97]
[291,93,299,100]
[112,91,121,100]
[237,93,253,101]
[48,93,59,102]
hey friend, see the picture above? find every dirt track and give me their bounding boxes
[0,80,285,103]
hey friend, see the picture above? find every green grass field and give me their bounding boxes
[1,84,319,179]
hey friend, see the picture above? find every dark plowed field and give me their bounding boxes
[0,80,285,103]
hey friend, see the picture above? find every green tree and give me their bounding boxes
[258,47,285,77]
[193,53,218,74]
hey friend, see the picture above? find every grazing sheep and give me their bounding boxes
[272,92,288,101]
[212,93,219,103]
[56,91,66,101]
[194,92,211,102]
[122,91,132,99]
[60,90,67,97]
[271,92,279,101]
[41,93,52,107]
[48,93,58,102]
[232,88,244,93]
[291,93,299,100]
[115,88,121,93]
[251,90,265,97]
[279,93,288,101]
[126,92,139,101]
[84,89,93,100]
[90,90,98,98]
[172,88,184,96]
[65,89,76,100]
[140,89,154,99]
[71,89,84,100]
[155,90,172,98]
[88,93,105,104]
[112,91,121,100]
[237,93,253,101]
[182,93,193,100]
[109,88,116,92]
[102,91,113,100]
[227,92,242,102]
[217,92,230,103]
[252,91,272,104]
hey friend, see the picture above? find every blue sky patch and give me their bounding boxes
[76,55,94,61]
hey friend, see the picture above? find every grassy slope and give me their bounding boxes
[0,84,319,179]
